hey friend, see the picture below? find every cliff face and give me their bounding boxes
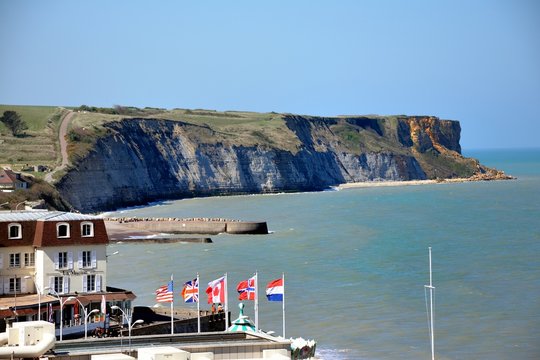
[57,115,480,212]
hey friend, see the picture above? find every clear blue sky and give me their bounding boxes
[1,1,539,149]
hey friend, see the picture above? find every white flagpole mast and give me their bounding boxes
[424,247,435,360]
[197,273,201,333]
[282,272,286,338]
[224,273,229,331]
[170,274,174,335]
[254,271,259,331]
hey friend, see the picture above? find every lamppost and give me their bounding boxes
[28,273,48,321]
[111,305,143,352]
[72,297,99,339]
[39,286,51,321]
[49,291,75,341]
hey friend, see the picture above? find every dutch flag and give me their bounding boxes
[265,278,284,301]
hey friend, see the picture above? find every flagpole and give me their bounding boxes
[197,273,201,333]
[282,272,286,338]
[224,273,229,331]
[170,274,174,335]
[425,247,435,360]
[254,271,259,331]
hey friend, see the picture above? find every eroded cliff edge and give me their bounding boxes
[57,114,502,212]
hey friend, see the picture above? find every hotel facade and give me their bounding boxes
[0,211,134,333]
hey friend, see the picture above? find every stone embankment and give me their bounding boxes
[104,217,269,235]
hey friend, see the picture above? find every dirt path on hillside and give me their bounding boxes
[45,110,75,183]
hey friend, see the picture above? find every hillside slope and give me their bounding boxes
[56,113,497,213]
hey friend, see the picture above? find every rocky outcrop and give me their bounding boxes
[57,115,490,213]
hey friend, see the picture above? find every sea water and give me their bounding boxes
[106,149,540,359]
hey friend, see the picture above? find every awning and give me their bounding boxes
[0,290,136,316]
[78,292,136,303]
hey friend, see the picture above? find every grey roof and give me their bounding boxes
[0,210,100,222]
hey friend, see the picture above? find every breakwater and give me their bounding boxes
[104,217,269,235]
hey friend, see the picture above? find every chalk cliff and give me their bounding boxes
[57,114,490,212]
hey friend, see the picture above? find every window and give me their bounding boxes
[8,223,22,239]
[81,222,94,237]
[9,278,21,293]
[49,276,69,294]
[57,223,70,238]
[58,252,68,269]
[9,253,20,268]
[83,274,101,292]
[55,251,72,270]
[24,252,35,267]
[86,274,96,292]
[53,276,64,293]
[82,251,91,268]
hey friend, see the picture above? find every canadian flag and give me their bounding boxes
[206,276,225,304]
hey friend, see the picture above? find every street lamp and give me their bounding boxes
[111,305,143,352]
[72,297,99,339]
[27,274,47,321]
[39,286,51,321]
[49,291,75,341]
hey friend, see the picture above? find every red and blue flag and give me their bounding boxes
[266,278,284,301]
[156,280,174,303]
[181,278,199,303]
[237,276,256,301]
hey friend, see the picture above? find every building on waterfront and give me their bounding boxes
[0,210,135,334]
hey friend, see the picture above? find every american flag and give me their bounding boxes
[181,278,199,303]
[156,281,174,303]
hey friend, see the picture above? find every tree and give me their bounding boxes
[0,110,28,136]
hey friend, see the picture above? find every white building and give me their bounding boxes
[0,211,134,333]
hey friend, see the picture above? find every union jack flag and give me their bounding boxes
[181,278,199,303]
[156,281,174,303]
[237,275,256,301]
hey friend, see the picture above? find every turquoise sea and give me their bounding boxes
[106,149,540,359]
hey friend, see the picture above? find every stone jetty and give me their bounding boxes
[104,217,269,237]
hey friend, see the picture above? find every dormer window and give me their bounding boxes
[57,223,70,238]
[81,222,94,237]
[8,223,22,239]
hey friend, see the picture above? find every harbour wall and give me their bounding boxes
[130,307,228,334]
[107,218,269,235]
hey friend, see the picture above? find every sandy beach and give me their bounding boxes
[335,173,516,189]
[336,179,439,189]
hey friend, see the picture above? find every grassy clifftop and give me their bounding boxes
[0,105,66,171]
[0,104,467,177]
[1,105,304,168]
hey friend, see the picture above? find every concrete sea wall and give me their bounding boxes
[108,217,269,235]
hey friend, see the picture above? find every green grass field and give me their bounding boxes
[68,108,302,156]
[0,105,61,131]
[0,105,65,170]
[0,104,412,173]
